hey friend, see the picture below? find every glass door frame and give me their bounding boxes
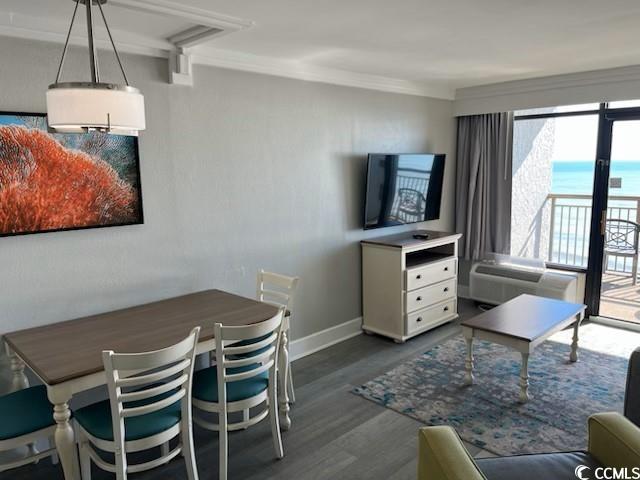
[585,106,640,316]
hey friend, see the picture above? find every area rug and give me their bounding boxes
[353,324,636,455]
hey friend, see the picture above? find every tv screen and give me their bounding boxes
[363,153,445,230]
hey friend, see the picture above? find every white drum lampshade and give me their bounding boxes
[47,0,145,136]
[46,83,145,136]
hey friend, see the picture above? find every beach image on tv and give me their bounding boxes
[0,113,142,237]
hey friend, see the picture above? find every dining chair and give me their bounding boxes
[191,308,285,480]
[257,270,299,406]
[0,384,58,473]
[74,327,201,480]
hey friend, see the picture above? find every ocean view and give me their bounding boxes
[548,161,640,269]
[552,160,640,196]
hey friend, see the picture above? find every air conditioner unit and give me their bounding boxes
[469,256,579,305]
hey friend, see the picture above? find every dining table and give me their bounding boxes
[3,289,287,480]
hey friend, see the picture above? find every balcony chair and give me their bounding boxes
[74,328,201,480]
[191,309,285,480]
[0,385,58,473]
[604,218,640,285]
[417,346,640,479]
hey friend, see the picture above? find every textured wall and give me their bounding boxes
[0,36,455,352]
[511,118,555,260]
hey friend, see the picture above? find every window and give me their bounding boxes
[511,107,598,267]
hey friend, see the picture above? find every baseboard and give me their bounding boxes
[290,317,362,362]
[458,284,470,299]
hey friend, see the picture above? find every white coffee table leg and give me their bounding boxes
[519,352,530,403]
[463,329,475,385]
[48,387,80,480]
[570,313,583,363]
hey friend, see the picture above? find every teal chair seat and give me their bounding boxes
[192,364,268,403]
[0,385,54,441]
[75,392,181,442]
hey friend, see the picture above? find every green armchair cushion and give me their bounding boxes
[588,412,640,468]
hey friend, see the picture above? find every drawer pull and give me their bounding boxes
[444,267,449,272]
[444,287,449,292]
[416,274,422,280]
[416,296,422,302]
[416,317,423,323]
[443,306,449,312]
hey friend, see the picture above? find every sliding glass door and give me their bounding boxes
[511,102,640,322]
[586,111,640,322]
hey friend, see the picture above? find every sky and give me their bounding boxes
[549,103,640,162]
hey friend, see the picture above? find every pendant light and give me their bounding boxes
[46,0,145,136]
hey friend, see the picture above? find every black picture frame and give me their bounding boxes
[0,111,144,238]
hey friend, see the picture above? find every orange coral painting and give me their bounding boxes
[0,113,143,237]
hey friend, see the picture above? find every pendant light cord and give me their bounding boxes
[96,1,130,86]
[54,0,130,87]
[54,0,80,84]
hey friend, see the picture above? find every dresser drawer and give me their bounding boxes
[405,278,456,313]
[406,299,456,334]
[405,257,457,291]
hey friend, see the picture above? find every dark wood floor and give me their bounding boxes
[6,299,484,480]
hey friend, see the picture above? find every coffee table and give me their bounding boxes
[461,294,586,403]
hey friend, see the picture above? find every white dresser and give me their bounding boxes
[361,230,461,343]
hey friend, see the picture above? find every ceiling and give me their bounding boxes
[2,0,640,98]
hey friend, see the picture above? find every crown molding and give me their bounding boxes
[0,2,454,99]
[191,49,455,99]
[109,0,254,31]
[455,65,640,101]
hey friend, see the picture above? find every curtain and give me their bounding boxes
[455,112,514,261]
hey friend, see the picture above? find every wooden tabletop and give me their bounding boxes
[4,289,279,386]
[461,294,586,342]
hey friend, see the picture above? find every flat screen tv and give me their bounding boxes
[363,153,445,230]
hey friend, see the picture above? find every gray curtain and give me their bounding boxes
[455,112,514,261]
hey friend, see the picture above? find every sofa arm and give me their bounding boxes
[588,412,640,467]
[625,347,640,427]
[418,426,486,480]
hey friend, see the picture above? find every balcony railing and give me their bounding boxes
[548,193,640,271]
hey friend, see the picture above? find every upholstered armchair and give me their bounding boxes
[418,347,640,480]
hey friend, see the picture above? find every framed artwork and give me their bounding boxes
[0,112,143,237]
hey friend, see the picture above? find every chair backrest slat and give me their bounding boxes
[213,309,284,415]
[116,358,191,388]
[223,347,275,370]
[118,373,188,404]
[225,361,273,383]
[121,389,186,418]
[257,270,299,312]
[223,332,277,356]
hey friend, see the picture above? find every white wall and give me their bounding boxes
[511,117,554,260]
[0,37,456,354]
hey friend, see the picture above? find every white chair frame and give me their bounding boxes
[257,270,299,430]
[192,309,285,480]
[76,327,201,480]
[0,426,57,473]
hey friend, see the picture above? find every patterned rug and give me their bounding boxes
[353,323,637,455]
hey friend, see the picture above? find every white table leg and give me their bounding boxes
[278,330,292,431]
[48,388,80,480]
[570,312,583,363]
[463,330,475,385]
[9,349,30,392]
[519,352,530,403]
